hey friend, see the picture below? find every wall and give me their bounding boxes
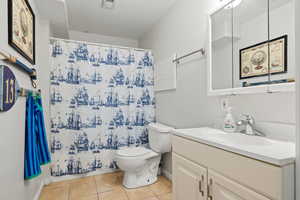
[0,0,51,199]
[139,0,296,175]
[68,30,139,48]
[295,0,300,198]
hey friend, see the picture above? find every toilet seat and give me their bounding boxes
[116,147,159,161]
[117,147,152,157]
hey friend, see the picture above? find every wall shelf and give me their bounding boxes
[212,35,240,46]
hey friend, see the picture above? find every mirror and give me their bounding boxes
[209,0,295,94]
[269,0,295,84]
[211,6,233,90]
[232,0,269,88]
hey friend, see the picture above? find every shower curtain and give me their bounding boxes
[49,38,155,177]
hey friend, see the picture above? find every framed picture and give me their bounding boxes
[239,35,287,79]
[8,0,35,64]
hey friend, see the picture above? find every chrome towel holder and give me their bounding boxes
[173,48,206,64]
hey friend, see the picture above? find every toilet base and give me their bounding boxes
[123,155,161,189]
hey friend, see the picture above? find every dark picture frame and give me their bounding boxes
[8,0,36,64]
[239,35,288,79]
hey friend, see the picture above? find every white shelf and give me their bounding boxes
[212,35,240,46]
[207,82,295,96]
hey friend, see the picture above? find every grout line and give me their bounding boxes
[93,176,101,200]
[67,184,71,200]
[148,186,157,198]
[121,181,130,200]
[63,172,171,200]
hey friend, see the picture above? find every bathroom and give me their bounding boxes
[0,0,299,199]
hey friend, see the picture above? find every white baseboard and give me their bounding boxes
[33,181,44,200]
[162,169,172,181]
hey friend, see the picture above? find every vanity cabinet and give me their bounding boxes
[172,135,294,200]
[208,170,271,200]
[173,153,207,200]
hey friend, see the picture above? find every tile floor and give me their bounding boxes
[39,172,172,200]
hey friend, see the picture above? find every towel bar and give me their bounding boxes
[173,48,205,64]
[0,50,37,87]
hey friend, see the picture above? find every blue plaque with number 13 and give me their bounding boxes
[0,65,17,112]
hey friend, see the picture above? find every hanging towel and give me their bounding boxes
[34,95,51,165]
[24,93,51,180]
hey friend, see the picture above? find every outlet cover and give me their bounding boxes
[220,98,229,111]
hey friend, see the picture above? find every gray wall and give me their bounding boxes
[139,0,296,175]
[0,0,51,199]
[295,0,300,198]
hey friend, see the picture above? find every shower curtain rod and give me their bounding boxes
[50,37,152,52]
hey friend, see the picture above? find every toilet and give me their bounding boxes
[115,123,173,189]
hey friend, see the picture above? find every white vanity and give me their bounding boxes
[171,0,296,199]
[171,128,295,200]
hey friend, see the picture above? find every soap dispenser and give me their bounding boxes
[223,106,236,133]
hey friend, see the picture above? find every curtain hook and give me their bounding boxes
[31,79,37,88]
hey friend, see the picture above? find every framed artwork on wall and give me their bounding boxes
[239,35,287,79]
[8,0,35,64]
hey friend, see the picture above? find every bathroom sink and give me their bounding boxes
[172,127,295,166]
[208,133,273,146]
[175,128,273,146]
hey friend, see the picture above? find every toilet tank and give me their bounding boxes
[148,123,173,153]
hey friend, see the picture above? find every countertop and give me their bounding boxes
[172,127,295,166]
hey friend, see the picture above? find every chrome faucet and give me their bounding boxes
[237,115,265,137]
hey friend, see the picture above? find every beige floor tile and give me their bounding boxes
[95,172,123,193]
[125,186,156,200]
[149,177,172,196]
[69,178,98,199]
[44,176,95,190]
[39,185,69,200]
[162,177,171,185]
[40,172,169,200]
[158,193,172,200]
[69,176,96,184]
[44,180,71,189]
[100,186,128,200]
[143,197,159,200]
[69,194,99,200]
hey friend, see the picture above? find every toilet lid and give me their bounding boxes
[117,147,152,157]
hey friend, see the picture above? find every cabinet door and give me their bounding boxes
[172,153,207,200]
[208,170,271,200]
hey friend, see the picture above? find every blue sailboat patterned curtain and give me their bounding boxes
[49,39,155,177]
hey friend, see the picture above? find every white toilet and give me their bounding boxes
[115,123,173,188]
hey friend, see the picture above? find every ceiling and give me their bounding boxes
[35,0,177,39]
